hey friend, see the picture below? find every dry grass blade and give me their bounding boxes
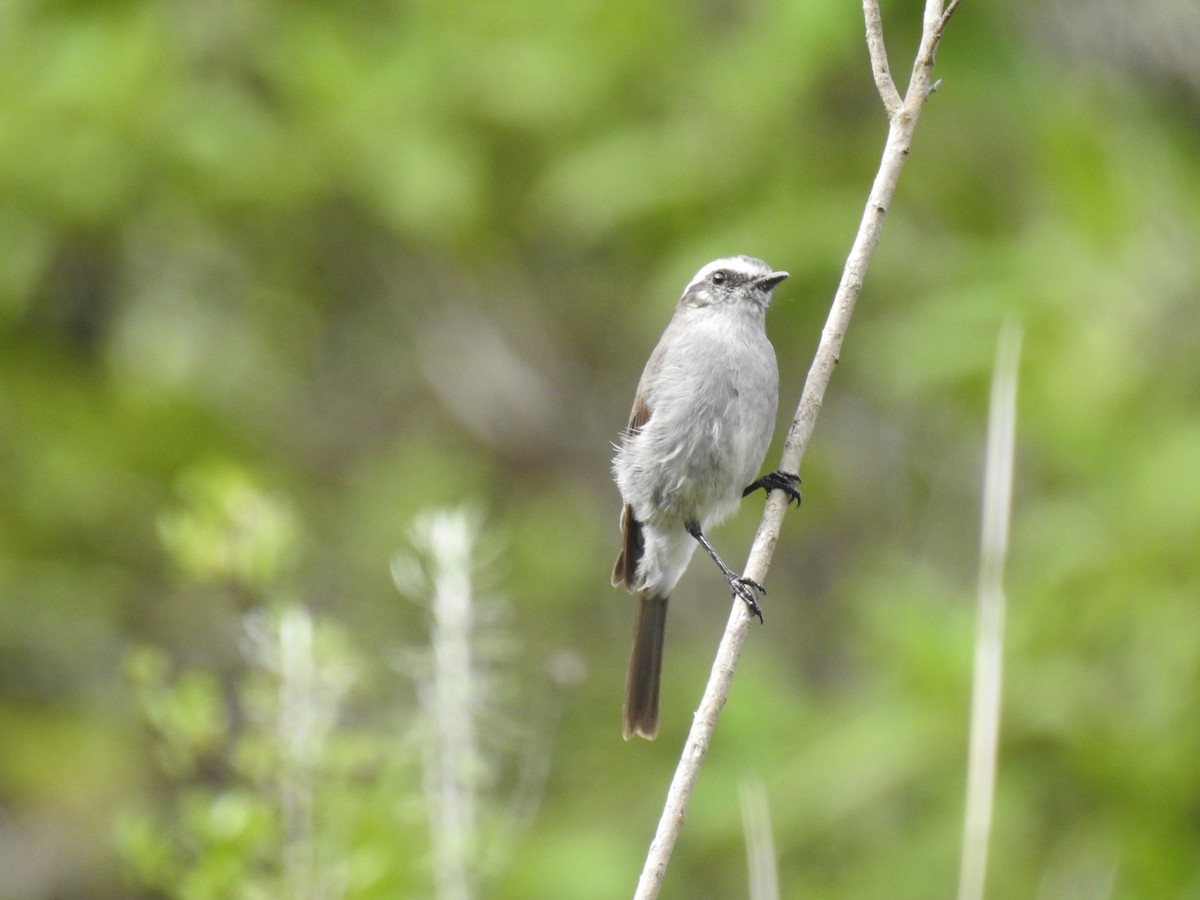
[739,778,780,900]
[957,320,1022,900]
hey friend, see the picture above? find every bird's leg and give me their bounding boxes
[743,470,802,507]
[685,520,764,622]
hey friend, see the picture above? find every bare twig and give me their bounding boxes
[935,0,965,47]
[915,0,964,98]
[632,2,964,896]
[957,322,1021,900]
[864,0,903,116]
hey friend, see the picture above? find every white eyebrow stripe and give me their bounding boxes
[684,256,768,292]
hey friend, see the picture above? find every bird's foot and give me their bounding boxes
[730,576,766,623]
[743,470,802,507]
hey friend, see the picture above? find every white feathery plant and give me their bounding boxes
[242,603,358,900]
[392,506,535,900]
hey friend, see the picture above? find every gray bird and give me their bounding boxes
[611,255,800,740]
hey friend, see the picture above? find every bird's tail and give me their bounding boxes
[623,592,668,740]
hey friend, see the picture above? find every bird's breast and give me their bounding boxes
[632,314,778,524]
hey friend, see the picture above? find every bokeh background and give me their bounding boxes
[3,0,1200,897]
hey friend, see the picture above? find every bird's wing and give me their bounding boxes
[612,382,652,589]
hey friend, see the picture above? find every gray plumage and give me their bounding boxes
[612,255,788,739]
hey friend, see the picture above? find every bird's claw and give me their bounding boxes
[731,576,765,623]
[744,470,802,507]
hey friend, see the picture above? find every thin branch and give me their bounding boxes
[913,0,964,94]
[957,321,1021,900]
[864,0,903,116]
[632,3,963,897]
[936,0,964,46]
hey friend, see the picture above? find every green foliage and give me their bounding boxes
[115,471,418,899]
[116,476,538,899]
[157,463,301,590]
[2,0,1200,897]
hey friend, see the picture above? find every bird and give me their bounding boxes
[611,255,800,740]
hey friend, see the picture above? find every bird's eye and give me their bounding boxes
[711,270,728,285]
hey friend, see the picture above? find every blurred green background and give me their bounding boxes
[3,0,1199,897]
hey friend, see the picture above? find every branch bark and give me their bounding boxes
[632,2,963,896]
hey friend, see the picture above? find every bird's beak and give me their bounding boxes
[753,271,789,291]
